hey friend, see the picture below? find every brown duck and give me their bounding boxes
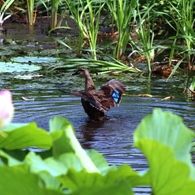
[71,68,126,121]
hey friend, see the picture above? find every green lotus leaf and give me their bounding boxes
[134,109,195,195]
[0,122,52,150]
[0,166,64,195]
[58,168,133,195]
[49,116,99,173]
[25,152,83,176]
[86,149,108,171]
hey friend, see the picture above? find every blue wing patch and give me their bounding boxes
[112,90,121,103]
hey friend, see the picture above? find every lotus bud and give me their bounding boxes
[0,90,14,129]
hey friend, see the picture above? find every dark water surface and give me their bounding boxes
[12,82,195,167]
[1,21,195,194]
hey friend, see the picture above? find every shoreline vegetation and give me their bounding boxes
[1,0,195,97]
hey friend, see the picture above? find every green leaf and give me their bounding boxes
[49,116,99,172]
[69,181,133,195]
[0,166,64,195]
[0,149,24,166]
[58,164,148,194]
[134,109,195,194]
[58,169,133,195]
[1,122,52,150]
[86,149,108,171]
[25,152,83,176]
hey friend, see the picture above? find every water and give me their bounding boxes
[12,88,195,165]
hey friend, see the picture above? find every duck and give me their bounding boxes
[71,68,126,121]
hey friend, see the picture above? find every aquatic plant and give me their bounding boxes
[49,56,141,74]
[167,0,195,70]
[106,0,137,60]
[50,0,61,29]
[0,89,195,194]
[65,0,105,60]
[131,3,156,72]
[26,0,35,25]
[0,0,15,26]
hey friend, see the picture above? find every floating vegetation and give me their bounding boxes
[0,62,41,73]
[11,56,61,64]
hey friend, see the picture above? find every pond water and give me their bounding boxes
[1,21,195,194]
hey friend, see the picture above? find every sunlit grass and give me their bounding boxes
[50,0,61,29]
[134,3,156,72]
[49,56,141,74]
[26,0,35,25]
[106,0,137,60]
[167,0,195,69]
[65,0,105,60]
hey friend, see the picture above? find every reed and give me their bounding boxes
[133,3,156,72]
[65,0,105,60]
[50,0,61,29]
[106,0,137,60]
[26,0,36,25]
[167,0,195,70]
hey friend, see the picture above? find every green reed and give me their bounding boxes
[50,0,61,29]
[132,3,157,72]
[65,0,105,60]
[167,0,195,69]
[26,0,35,25]
[0,0,15,26]
[106,0,137,60]
[49,56,141,73]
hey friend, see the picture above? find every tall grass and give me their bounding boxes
[65,0,105,60]
[167,0,195,70]
[26,0,35,25]
[106,0,137,60]
[51,0,61,29]
[131,3,157,72]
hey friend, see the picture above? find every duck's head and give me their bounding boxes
[72,68,89,77]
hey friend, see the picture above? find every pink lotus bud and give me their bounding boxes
[0,90,14,129]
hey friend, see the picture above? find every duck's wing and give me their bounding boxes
[94,79,126,110]
[71,90,104,111]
